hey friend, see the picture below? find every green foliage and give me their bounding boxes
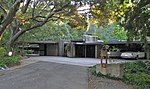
[123,61,150,89]
[0,47,20,67]
[90,65,97,76]
[90,61,150,89]
[122,0,150,41]
[0,54,20,67]
[1,0,148,52]
[93,23,127,41]
[105,0,134,23]
[124,73,150,89]
[19,21,84,41]
[0,47,6,58]
[110,46,120,52]
[142,4,150,15]
[65,42,72,52]
[24,50,34,54]
[124,62,146,73]
[103,0,149,41]
[113,23,128,40]
[0,29,10,47]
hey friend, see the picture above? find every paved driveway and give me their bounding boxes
[30,56,100,67]
[0,62,88,89]
[29,56,134,67]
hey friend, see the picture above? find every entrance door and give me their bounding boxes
[86,45,95,58]
[39,44,47,56]
[75,45,85,57]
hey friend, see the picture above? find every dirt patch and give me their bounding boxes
[7,61,21,67]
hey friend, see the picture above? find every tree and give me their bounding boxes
[97,0,150,42]
[2,0,147,49]
[18,21,84,41]
[92,23,127,42]
[123,0,150,41]
[0,0,23,40]
[9,0,75,47]
[1,0,112,49]
[0,0,78,48]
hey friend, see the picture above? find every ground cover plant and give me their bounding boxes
[123,61,150,89]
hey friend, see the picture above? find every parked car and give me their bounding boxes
[107,51,121,58]
[121,52,145,59]
[107,46,121,58]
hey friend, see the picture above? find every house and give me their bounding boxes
[17,40,150,59]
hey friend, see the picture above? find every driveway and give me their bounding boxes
[29,56,135,67]
[30,56,100,67]
[0,61,88,89]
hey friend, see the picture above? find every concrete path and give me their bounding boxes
[0,61,88,89]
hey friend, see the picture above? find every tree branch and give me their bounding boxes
[0,4,7,16]
[22,0,31,13]
[9,2,71,45]
[54,2,70,13]
[0,0,23,37]
[10,12,54,44]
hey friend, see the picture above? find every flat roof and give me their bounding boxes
[17,41,58,44]
[106,40,150,45]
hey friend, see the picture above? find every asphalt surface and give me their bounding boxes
[29,56,137,67]
[0,61,88,89]
[30,56,100,67]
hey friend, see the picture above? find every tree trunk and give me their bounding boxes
[0,0,22,37]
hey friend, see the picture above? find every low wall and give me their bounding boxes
[96,63,124,78]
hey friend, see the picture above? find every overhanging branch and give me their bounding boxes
[0,4,7,16]
[0,0,23,36]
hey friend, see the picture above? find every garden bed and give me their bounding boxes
[89,61,150,89]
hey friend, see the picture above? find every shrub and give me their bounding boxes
[123,61,150,89]
[25,50,34,54]
[124,62,147,73]
[0,47,6,58]
[0,47,7,67]
[65,43,72,52]
[0,54,20,67]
